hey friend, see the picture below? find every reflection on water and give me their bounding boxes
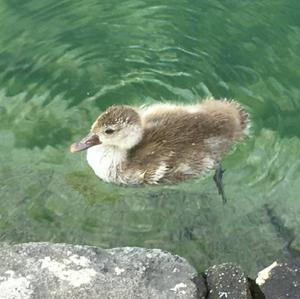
[0,0,300,276]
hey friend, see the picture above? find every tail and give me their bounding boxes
[232,100,250,136]
[201,97,250,138]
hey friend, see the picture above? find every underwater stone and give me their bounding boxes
[0,242,204,299]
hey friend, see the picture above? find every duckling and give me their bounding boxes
[70,98,249,202]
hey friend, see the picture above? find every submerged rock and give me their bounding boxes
[0,242,205,299]
[205,263,251,299]
[256,260,300,298]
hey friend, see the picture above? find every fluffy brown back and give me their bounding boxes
[127,99,249,183]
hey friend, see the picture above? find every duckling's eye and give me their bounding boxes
[104,128,115,135]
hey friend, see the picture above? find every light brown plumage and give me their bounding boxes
[70,98,250,185]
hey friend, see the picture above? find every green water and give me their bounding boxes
[1,0,300,276]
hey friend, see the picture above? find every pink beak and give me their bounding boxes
[70,133,101,153]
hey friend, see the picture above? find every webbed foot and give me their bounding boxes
[213,161,227,204]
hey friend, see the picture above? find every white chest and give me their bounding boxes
[86,145,126,183]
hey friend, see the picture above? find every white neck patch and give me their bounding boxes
[86,145,126,183]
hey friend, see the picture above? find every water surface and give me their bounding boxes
[1,0,300,276]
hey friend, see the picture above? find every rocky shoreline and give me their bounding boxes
[0,242,299,299]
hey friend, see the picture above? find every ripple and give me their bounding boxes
[0,0,300,276]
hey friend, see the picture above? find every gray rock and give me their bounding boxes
[256,260,300,299]
[205,263,251,299]
[0,242,206,299]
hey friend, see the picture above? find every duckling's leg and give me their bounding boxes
[213,161,227,204]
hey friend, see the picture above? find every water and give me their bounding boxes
[1,0,300,276]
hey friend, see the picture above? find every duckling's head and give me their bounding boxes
[70,105,143,152]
